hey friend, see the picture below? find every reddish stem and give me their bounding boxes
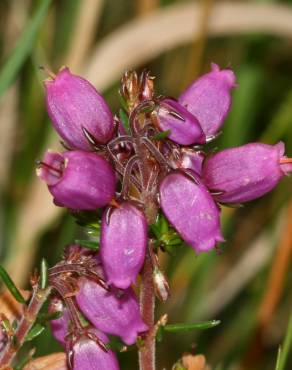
[0,286,51,367]
[133,113,158,370]
[139,248,156,370]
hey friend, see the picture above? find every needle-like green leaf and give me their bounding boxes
[0,265,26,304]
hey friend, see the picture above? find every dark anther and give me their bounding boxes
[168,109,185,121]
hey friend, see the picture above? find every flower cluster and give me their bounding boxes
[36,65,292,368]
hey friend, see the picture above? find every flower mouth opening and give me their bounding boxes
[36,151,66,186]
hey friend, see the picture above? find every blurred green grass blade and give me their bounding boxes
[275,347,282,370]
[261,89,292,144]
[164,319,221,332]
[275,314,292,370]
[0,265,26,304]
[0,0,51,97]
[220,64,263,148]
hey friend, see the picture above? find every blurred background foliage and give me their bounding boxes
[0,0,292,369]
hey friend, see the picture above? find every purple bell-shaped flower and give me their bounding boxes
[179,63,236,137]
[156,98,205,145]
[202,142,292,204]
[49,297,70,346]
[37,150,116,210]
[45,67,114,150]
[76,278,148,345]
[160,172,224,252]
[72,329,119,370]
[100,202,148,289]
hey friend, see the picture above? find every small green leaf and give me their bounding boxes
[25,323,45,342]
[119,109,130,134]
[12,319,18,331]
[0,0,52,97]
[75,239,99,251]
[0,265,26,304]
[38,310,63,323]
[118,94,129,112]
[40,258,48,289]
[14,353,31,370]
[0,317,12,335]
[153,130,171,141]
[156,326,164,342]
[164,320,221,333]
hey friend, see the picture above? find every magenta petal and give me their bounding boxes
[76,278,148,345]
[202,142,288,204]
[37,150,116,210]
[179,63,236,136]
[45,67,114,150]
[160,172,224,252]
[73,330,119,370]
[156,98,205,145]
[100,202,148,289]
[49,297,70,347]
[37,150,64,185]
[179,149,205,175]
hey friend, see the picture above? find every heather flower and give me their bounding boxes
[100,202,148,289]
[155,98,205,145]
[202,142,292,204]
[160,172,224,252]
[72,329,119,370]
[76,278,148,345]
[45,67,114,150]
[179,63,236,136]
[49,297,70,346]
[37,150,116,210]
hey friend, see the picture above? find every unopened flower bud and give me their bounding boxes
[202,142,292,204]
[37,150,116,210]
[153,268,170,302]
[76,278,148,345]
[49,297,70,346]
[160,172,224,253]
[72,329,119,370]
[100,202,147,289]
[156,98,205,145]
[179,63,236,136]
[45,67,114,150]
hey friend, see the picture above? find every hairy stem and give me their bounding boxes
[135,130,158,370]
[0,285,51,367]
[139,245,156,370]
